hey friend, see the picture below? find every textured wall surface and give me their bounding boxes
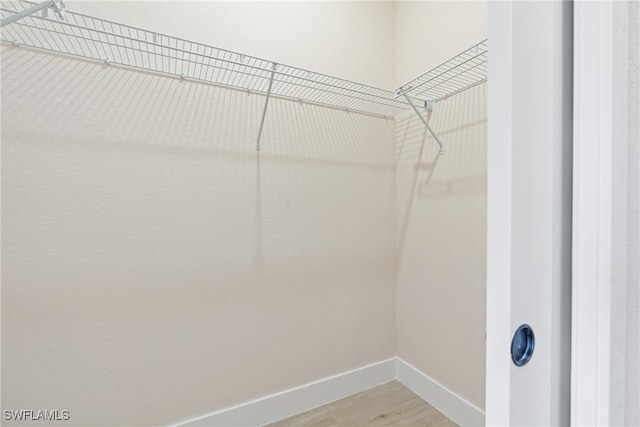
[394,1,487,411]
[627,0,639,424]
[67,1,396,90]
[395,83,487,410]
[394,1,487,88]
[1,2,491,425]
[1,48,396,426]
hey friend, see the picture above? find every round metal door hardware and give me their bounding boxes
[511,324,535,367]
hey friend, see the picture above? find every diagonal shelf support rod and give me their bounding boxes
[402,93,444,155]
[256,62,277,150]
[0,0,65,27]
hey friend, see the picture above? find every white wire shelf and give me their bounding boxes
[1,0,488,152]
[393,39,488,155]
[395,39,488,102]
[0,0,417,118]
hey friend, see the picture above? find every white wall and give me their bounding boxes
[394,1,487,410]
[1,1,492,425]
[394,1,487,88]
[67,1,396,90]
[0,3,397,425]
[395,84,487,411]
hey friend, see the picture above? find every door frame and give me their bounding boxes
[486,0,631,425]
[571,1,629,425]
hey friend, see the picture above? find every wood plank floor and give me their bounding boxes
[265,380,458,427]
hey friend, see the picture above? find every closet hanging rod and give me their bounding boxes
[1,0,426,119]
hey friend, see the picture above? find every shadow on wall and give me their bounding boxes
[395,114,440,264]
[394,82,487,409]
[1,46,397,426]
[1,45,396,270]
[396,83,487,264]
[1,46,394,169]
[397,85,487,194]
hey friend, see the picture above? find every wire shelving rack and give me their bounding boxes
[395,39,488,103]
[394,39,488,154]
[0,0,413,119]
[1,0,488,152]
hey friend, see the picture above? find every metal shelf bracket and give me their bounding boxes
[395,87,444,155]
[256,62,277,151]
[1,0,65,27]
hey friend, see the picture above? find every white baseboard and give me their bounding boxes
[174,357,485,427]
[175,358,396,427]
[396,358,485,427]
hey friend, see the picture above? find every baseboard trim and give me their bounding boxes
[175,358,396,427]
[395,357,485,426]
[175,357,485,427]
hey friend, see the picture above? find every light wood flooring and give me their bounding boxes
[265,380,458,427]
